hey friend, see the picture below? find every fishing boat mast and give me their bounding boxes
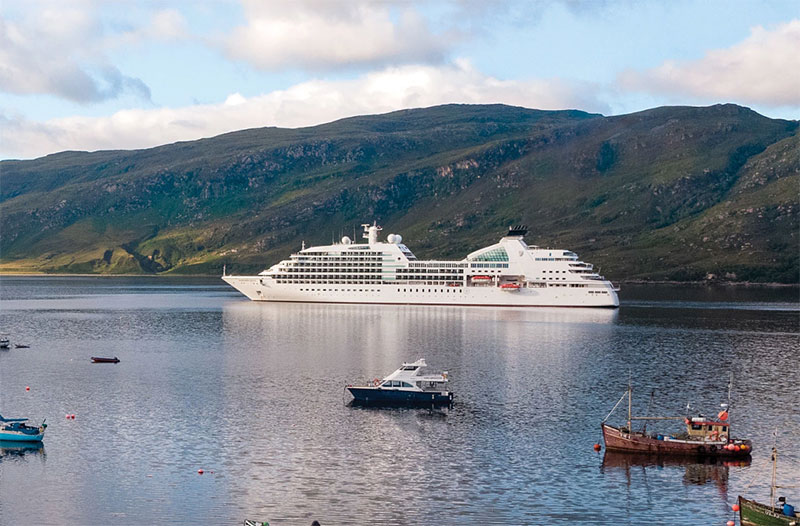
[769,437,778,507]
[627,375,632,432]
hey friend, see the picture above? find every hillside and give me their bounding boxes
[0,103,798,283]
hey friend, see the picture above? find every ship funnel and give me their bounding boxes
[507,225,528,237]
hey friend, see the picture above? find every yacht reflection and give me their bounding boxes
[601,451,750,489]
[0,440,45,460]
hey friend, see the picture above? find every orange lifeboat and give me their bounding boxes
[500,283,521,291]
[470,275,492,281]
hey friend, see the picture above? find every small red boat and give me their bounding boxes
[601,377,751,458]
[91,357,120,363]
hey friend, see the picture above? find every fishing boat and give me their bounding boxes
[0,336,9,349]
[601,376,752,458]
[347,359,453,406]
[91,356,120,363]
[738,446,799,526]
[0,415,46,442]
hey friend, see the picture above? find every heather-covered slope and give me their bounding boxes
[1,103,797,282]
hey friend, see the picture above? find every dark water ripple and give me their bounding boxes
[0,277,798,525]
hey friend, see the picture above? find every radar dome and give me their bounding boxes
[387,234,401,244]
[341,236,351,245]
[394,234,402,244]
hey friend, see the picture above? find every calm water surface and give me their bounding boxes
[0,277,798,525]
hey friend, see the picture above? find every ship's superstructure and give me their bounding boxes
[222,223,619,307]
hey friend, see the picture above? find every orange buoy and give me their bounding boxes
[727,521,734,526]
[593,444,602,451]
[25,386,30,391]
[734,445,741,451]
[732,504,740,512]
[718,410,729,421]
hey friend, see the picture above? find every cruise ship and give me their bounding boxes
[222,223,619,308]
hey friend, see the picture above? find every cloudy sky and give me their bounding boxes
[1,0,798,159]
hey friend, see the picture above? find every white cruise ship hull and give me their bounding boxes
[222,276,619,308]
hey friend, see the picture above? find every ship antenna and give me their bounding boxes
[222,264,226,277]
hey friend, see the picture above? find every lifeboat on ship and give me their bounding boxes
[500,283,521,291]
[470,275,492,282]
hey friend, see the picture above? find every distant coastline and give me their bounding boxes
[1,272,798,288]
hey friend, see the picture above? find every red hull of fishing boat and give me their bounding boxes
[602,423,751,457]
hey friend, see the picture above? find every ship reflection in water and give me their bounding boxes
[601,451,751,492]
[0,440,46,462]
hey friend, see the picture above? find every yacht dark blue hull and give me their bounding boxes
[348,387,453,407]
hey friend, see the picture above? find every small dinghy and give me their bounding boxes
[91,356,120,363]
[347,359,453,407]
[14,344,30,349]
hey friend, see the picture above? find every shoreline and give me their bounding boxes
[0,273,797,288]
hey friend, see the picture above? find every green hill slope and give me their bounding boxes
[1,103,797,283]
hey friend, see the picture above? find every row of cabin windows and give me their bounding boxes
[469,263,509,268]
[281,268,381,273]
[279,280,381,285]
[300,288,379,292]
[397,268,463,274]
[383,381,413,387]
[285,263,382,268]
[301,251,382,257]
[410,262,468,268]
[296,288,464,293]
[534,257,576,261]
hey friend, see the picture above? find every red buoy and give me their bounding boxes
[732,504,740,512]
[593,443,602,451]
[197,469,204,475]
[65,414,70,419]
[727,520,735,526]
[25,386,30,391]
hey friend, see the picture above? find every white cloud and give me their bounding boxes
[112,8,189,46]
[618,20,800,107]
[0,61,607,159]
[223,0,453,70]
[0,5,151,103]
